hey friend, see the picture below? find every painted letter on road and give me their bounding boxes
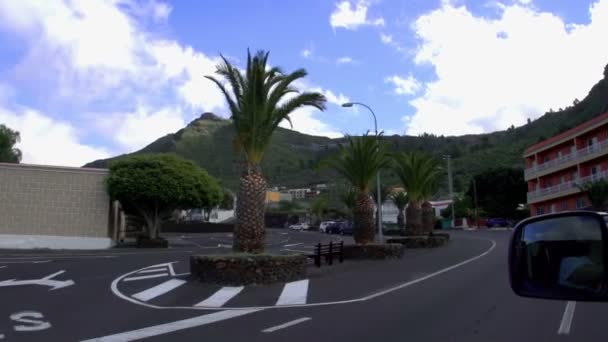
[10,311,51,332]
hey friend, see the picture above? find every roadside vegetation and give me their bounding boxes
[0,124,21,163]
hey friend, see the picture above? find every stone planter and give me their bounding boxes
[386,235,448,248]
[342,243,405,260]
[190,254,307,285]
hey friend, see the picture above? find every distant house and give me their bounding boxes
[266,191,281,203]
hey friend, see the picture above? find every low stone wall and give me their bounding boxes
[386,235,448,248]
[190,254,307,285]
[342,243,405,260]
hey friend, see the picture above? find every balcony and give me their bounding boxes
[527,169,608,203]
[524,138,608,180]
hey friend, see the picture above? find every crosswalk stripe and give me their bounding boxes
[132,279,187,301]
[195,286,244,307]
[137,268,167,274]
[276,279,309,306]
[123,273,169,282]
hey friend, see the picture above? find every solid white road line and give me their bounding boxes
[136,268,167,274]
[123,273,169,282]
[283,243,304,247]
[276,279,309,306]
[132,279,187,302]
[81,309,262,341]
[262,317,312,333]
[558,301,576,335]
[0,266,5,269]
[0,260,52,264]
[195,286,244,308]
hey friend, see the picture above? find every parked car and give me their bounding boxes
[486,218,512,228]
[319,221,335,233]
[339,221,354,235]
[325,221,344,234]
[288,223,309,230]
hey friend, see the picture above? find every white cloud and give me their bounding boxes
[0,106,110,166]
[385,75,422,95]
[302,48,313,59]
[380,33,393,44]
[280,107,343,138]
[336,56,355,65]
[330,0,385,30]
[405,0,608,136]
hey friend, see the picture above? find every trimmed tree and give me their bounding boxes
[206,50,326,253]
[322,135,391,244]
[107,154,223,239]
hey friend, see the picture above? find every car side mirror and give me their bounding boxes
[509,212,608,301]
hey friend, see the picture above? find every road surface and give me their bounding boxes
[0,229,606,341]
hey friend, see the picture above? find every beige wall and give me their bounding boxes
[0,163,111,241]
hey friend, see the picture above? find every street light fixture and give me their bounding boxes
[342,102,383,242]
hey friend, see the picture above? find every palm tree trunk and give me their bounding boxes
[397,210,405,232]
[234,163,267,253]
[353,191,375,244]
[421,201,434,234]
[405,200,423,236]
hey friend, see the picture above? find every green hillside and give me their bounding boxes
[85,65,608,195]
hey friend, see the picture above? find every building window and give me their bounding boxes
[550,204,556,213]
[576,197,586,209]
[536,206,545,215]
[543,155,549,163]
[561,201,568,211]
[592,165,599,175]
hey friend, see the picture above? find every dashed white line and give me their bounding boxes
[132,279,187,302]
[195,286,244,308]
[558,301,576,335]
[81,309,262,342]
[137,268,167,274]
[276,279,309,305]
[123,273,169,282]
[262,317,312,333]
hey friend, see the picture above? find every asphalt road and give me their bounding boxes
[0,229,606,341]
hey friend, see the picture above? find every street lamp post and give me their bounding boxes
[443,154,455,228]
[342,102,383,242]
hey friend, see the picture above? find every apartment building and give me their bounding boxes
[524,111,608,215]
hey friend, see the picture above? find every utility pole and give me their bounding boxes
[473,178,479,229]
[446,155,455,228]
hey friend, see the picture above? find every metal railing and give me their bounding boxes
[525,139,608,177]
[527,169,608,201]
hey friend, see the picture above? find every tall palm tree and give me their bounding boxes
[207,50,326,253]
[340,187,357,217]
[389,191,409,232]
[577,180,608,210]
[322,135,392,244]
[393,152,442,236]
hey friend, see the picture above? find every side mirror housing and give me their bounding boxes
[509,211,608,301]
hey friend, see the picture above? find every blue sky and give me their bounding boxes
[0,0,607,166]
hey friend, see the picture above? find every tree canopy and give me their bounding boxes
[0,124,22,163]
[466,167,526,218]
[577,179,608,211]
[107,154,223,237]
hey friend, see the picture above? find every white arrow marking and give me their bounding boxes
[0,270,74,291]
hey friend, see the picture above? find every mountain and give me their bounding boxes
[86,64,608,195]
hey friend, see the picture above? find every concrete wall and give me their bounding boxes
[0,163,112,249]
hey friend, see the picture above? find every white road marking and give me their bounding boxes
[173,272,191,277]
[0,266,5,269]
[262,317,312,333]
[81,309,262,341]
[137,268,167,274]
[283,243,303,247]
[123,273,169,282]
[0,260,51,264]
[558,301,576,335]
[132,279,187,302]
[0,333,4,339]
[0,270,74,290]
[281,249,310,254]
[111,238,497,310]
[195,286,244,308]
[276,279,309,305]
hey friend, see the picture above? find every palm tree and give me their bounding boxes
[310,197,329,226]
[393,152,442,236]
[340,187,357,216]
[389,191,409,232]
[206,50,326,253]
[577,179,608,210]
[322,135,392,244]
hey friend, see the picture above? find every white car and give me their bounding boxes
[319,221,335,233]
[288,223,309,230]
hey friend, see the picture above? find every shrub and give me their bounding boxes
[107,154,223,239]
